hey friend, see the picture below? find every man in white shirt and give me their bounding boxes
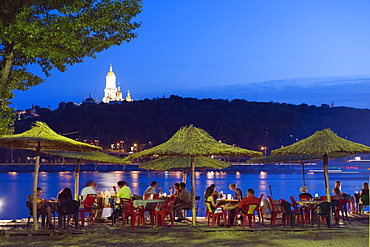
[143,181,162,198]
[81,180,97,200]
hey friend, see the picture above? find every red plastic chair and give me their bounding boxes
[234,204,259,228]
[205,201,227,228]
[153,197,176,228]
[121,198,145,229]
[79,194,97,226]
[298,195,311,201]
[319,196,327,201]
[258,194,264,222]
[266,196,282,226]
[334,199,348,224]
[144,194,159,200]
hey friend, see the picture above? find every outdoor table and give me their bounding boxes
[297,200,322,223]
[133,198,167,211]
[216,199,239,225]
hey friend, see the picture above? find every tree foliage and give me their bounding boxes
[13,96,370,156]
[0,0,142,133]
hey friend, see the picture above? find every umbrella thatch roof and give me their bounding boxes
[124,125,262,160]
[0,122,101,152]
[139,156,230,171]
[272,129,370,156]
[248,153,351,164]
[43,150,128,164]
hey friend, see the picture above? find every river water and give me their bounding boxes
[0,170,368,220]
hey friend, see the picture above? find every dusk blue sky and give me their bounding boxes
[12,0,370,110]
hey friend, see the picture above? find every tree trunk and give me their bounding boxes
[301,161,306,186]
[191,157,196,225]
[74,160,80,200]
[0,48,14,97]
[182,170,187,183]
[32,142,41,230]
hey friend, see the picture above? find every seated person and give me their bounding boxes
[28,187,54,228]
[57,187,73,225]
[224,188,260,225]
[229,183,243,201]
[169,182,180,197]
[143,181,162,199]
[205,191,221,211]
[299,186,313,199]
[332,187,344,200]
[173,182,192,222]
[204,184,216,202]
[81,180,97,201]
[116,180,132,199]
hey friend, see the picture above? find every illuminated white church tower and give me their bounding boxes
[103,65,132,103]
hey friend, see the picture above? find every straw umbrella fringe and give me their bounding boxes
[248,153,351,187]
[0,122,101,230]
[44,150,128,200]
[123,125,262,225]
[271,129,370,201]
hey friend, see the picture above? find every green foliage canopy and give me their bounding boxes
[0,0,142,133]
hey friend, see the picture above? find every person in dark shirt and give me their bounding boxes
[229,183,243,200]
[299,186,313,199]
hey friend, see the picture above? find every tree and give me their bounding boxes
[0,0,142,133]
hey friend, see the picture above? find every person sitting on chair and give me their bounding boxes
[28,187,54,228]
[229,183,243,201]
[116,180,132,199]
[57,187,73,226]
[299,186,313,199]
[173,182,192,222]
[81,180,97,200]
[143,181,162,199]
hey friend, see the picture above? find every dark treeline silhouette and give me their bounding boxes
[6,95,370,163]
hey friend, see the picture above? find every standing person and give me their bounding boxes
[173,182,192,222]
[143,181,162,198]
[28,187,55,228]
[229,183,243,201]
[81,180,97,200]
[116,180,132,199]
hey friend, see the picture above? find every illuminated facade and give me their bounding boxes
[103,65,133,103]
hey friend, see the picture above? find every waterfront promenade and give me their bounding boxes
[0,213,368,246]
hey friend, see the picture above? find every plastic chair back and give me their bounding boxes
[315,202,332,216]
[281,201,294,214]
[298,195,311,201]
[61,200,80,214]
[81,194,97,205]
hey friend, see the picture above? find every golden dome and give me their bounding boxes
[107,65,115,76]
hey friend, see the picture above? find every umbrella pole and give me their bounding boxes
[323,153,331,202]
[190,157,196,226]
[32,142,41,230]
[74,160,80,200]
[182,170,187,183]
[301,161,306,186]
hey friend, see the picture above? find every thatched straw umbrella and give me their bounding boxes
[123,125,262,225]
[0,122,101,230]
[43,150,128,200]
[248,153,350,187]
[139,156,231,183]
[271,129,370,202]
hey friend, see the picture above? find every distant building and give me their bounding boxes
[102,65,133,104]
[81,94,98,106]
